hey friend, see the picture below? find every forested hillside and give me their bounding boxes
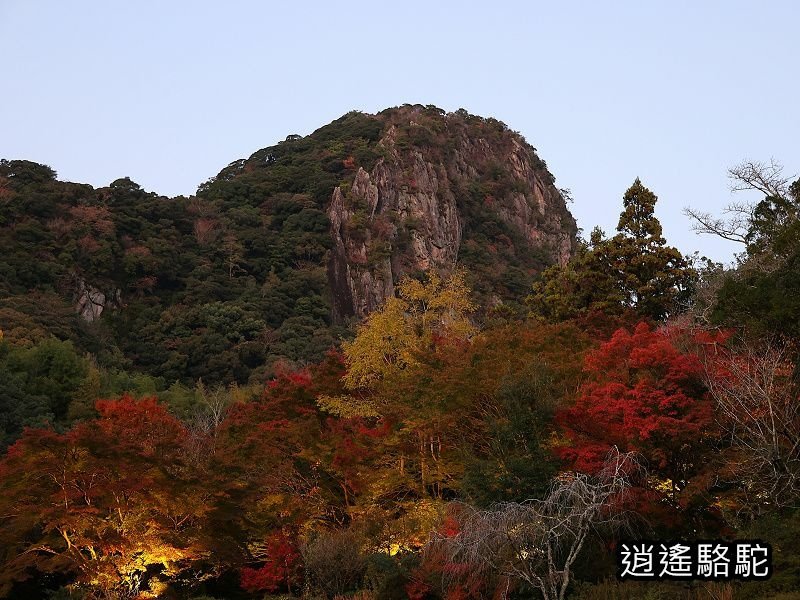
[0,105,573,385]
[1,108,799,600]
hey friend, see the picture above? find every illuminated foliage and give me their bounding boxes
[240,530,302,595]
[339,270,475,393]
[2,142,798,598]
[0,396,210,599]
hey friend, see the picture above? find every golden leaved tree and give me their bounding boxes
[318,270,476,548]
[319,269,475,415]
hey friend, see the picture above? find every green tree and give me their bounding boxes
[530,179,695,321]
[688,161,800,343]
[0,337,91,449]
[528,227,622,321]
[605,178,695,320]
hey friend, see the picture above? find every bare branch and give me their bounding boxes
[703,339,800,508]
[185,382,234,464]
[728,159,792,199]
[685,158,796,246]
[430,449,644,600]
[683,207,749,244]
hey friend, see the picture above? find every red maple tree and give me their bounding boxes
[556,323,722,508]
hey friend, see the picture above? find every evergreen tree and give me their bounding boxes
[713,176,800,341]
[527,227,621,321]
[530,179,695,321]
[604,178,695,320]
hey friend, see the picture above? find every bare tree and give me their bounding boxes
[302,528,368,598]
[185,382,233,462]
[728,159,792,199]
[683,203,752,245]
[704,340,800,508]
[430,449,643,600]
[684,159,795,246]
[194,382,231,432]
[682,257,726,325]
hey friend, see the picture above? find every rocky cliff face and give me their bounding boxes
[326,106,577,320]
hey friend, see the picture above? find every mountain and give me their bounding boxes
[0,104,577,385]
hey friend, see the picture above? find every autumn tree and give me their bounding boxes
[0,396,211,599]
[215,368,324,524]
[207,354,351,596]
[704,339,800,508]
[556,322,724,532]
[313,271,478,554]
[456,321,593,506]
[239,529,302,595]
[320,269,475,415]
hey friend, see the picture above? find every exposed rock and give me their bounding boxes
[328,107,577,320]
[74,278,120,322]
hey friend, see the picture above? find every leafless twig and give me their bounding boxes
[728,159,792,199]
[430,449,644,600]
[703,340,800,508]
[684,158,795,246]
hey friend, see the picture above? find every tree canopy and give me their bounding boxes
[530,179,695,321]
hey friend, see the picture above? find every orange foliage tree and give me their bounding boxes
[0,396,212,599]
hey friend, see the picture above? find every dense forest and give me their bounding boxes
[1,107,799,600]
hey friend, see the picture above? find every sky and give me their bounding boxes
[1,1,797,264]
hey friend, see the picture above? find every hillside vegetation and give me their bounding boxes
[1,110,799,599]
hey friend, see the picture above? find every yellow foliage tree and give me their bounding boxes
[318,270,475,417]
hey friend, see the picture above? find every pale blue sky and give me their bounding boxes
[2,1,797,263]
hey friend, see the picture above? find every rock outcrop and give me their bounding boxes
[0,106,580,384]
[327,106,577,319]
[74,277,121,322]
